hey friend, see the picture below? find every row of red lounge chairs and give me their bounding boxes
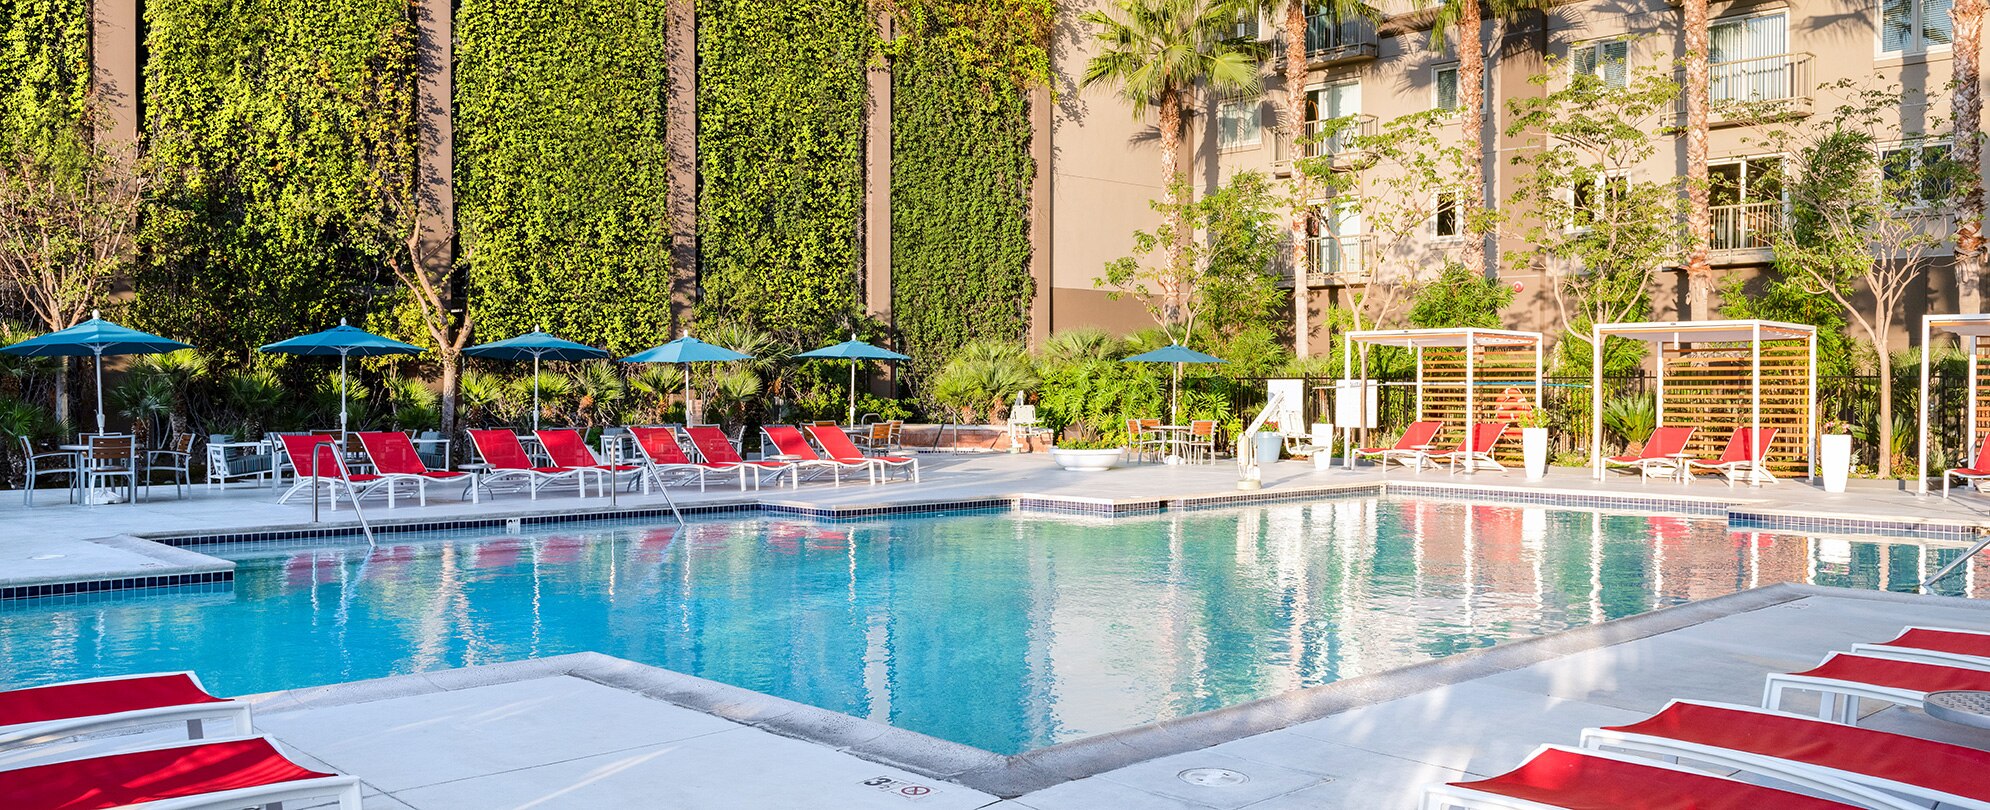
[1424,625,1990,808]
[276,424,919,509]
[1357,421,1779,484]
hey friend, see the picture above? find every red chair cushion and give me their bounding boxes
[0,674,224,727]
[1884,628,1990,659]
[1793,654,1990,694]
[1448,747,1856,810]
[3,737,333,810]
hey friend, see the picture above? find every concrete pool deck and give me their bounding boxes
[231,585,1990,808]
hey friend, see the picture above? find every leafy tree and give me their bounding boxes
[1081,0,1260,300]
[1098,171,1287,344]
[1032,328,1160,443]
[1408,263,1512,329]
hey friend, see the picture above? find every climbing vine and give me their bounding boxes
[695,0,870,345]
[133,0,418,364]
[455,0,671,355]
[0,0,89,148]
[884,0,1050,395]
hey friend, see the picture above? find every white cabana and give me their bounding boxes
[1588,320,1817,482]
[1915,314,1990,495]
[1341,328,1545,466]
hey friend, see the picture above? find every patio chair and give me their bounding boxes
[1689,427,1779,487]
[465,429,604,500]
[1578,699,1990,810]
[1763,651,1990,724]
[536,429,644,492]
[144,433,196,500]
[682,426,791,486]
[1,735,361,810]
[1354,421,1443,472]
[275,434,388,509]
[855,421,893,453]
[18,436,77,506]
[1603,425,1695,479]
[353,431,472,506]
[807,423,918,482]
[82,434,138,505]
[630,426,740,491]
[763,425,871,486]
[1182,419,1218,464]
[1419,744,1898,810]
[1435,422,1509,474]
[0,672,251,768]
[1850,626,1990,668]
[1945,433,1990,497]
[1124,418,1164,464]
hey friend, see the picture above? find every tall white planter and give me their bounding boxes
[1820,433,1852,493]
[1521,427,1548,481]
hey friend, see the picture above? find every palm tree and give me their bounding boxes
[1082,0,1262,319]
[1682,0,1713,319]
[1426,0,1535,277]
[1955,0,1985,313]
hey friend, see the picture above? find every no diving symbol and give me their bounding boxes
[863,776,937,802]
[900,786,932,797]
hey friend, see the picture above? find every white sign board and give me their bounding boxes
[1334,379,1380,429]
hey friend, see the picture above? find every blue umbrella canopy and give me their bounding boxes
[619,336,754,423]
[259,320,423,437]
[465,330,607,429]
[1122,343,1226,425]
[0,314,193,433]
[795,337,909,424]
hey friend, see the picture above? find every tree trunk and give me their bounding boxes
[1955,0,1986,313]
[666,0,699,330]
[438,350,460,458]
[1158,88,1190,328]
[1457,0,1487,275]
[1683,0,1714,319]
[54,357,70,429]
[1877,348,1893,477]
[1287,0,1310,356]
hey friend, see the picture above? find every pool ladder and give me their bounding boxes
[1921,528,1990,592]
[310,442,376,547]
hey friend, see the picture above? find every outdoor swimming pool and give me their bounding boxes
[0,497,1975,754]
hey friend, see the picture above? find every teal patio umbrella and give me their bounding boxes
[260,320,423,441]
[463,330,608,430]
[0,312,193,433]
[1124,343,1226,424]
[794,335,909,424]
[618,336,753,423]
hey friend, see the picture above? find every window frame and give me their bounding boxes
[1215,97,1263,152]
[1432,62,1461,115]
[1433,188,1465,241]
[1569,37,1631,88]
[1879,138,1954,209]
[1877,0,1954,57]
[1567,171,1629,233]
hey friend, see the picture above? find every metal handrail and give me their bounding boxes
[311,441,375,546]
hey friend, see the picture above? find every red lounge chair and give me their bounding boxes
[466,429,604,500]
[1604,425,1695,478]
[683,426,791,487]
[1420,744,1892,810]
[630,426,745,491]
[1580,699,1990,810]
[3,735,361,810]
[0,673,250,766]
[762,425,871,486]
[806,423,918,483]
[1945,433,1990,497]
[1436,422,1509,474]
[1852,626,1990,668]
[1355,420,1442,472]
[1689,427,1779,486]
[275,434,388,509]
[354,431,471,506]
[536,429,644,492]
[1764,652,1990,724]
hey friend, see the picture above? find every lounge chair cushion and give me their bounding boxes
[2,737,333,810]
[0,674,224,727]
[1880,627,1990,659]
[1790,654,1990,693]
[1445,747,1857,810]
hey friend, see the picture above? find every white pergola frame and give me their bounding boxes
[1340,328,1545,467]
[1588,319,1818,482]
[1915,314,1990,495]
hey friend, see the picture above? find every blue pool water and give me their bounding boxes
[0,497,1977,754]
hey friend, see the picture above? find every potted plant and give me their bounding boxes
[1049,432,1127,471]
[1516,409,1549,481]
[1820,419,1852,493]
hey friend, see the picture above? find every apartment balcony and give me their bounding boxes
[1280,234,1374,287]
[1306,17,1378,67]
[1272,116,1376,176]
[1709,200,1782,263]
[1676,53,1814,127]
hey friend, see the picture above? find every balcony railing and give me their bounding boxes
[1677,53,1814,125]
[1305,234,1374,286]
[1275,116,1375,172]
[1306,15,1378,65]
[1710,200,1782,252]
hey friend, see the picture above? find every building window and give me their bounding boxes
[1571,39,1629,88]
[1709,13,1790,103]
[1434,189,1462,238]
[1306,202,1366,279]
[1710,156,1784,250]
[1217,99,1262,150]
[1881,0,1952,55]
[1881,141,1953,206]
[1434,63,1460,113]
[1228,8,1261,41]
[1302,82,1359,157]
[1571,173,1627,229]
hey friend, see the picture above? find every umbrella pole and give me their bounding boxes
[848,360,857,425]
[94,348,106,434]
[533,354,541,431]
[1172,362,1181,425]
[682,364,692,425]
[340,352,349,445]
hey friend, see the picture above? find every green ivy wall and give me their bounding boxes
[0,0,88,143]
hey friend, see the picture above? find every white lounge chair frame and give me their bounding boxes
[1580,699,1988,810]
[1763,650,1990,724]
[1419,743,1917,810]
[0,735,363,810]
[0,672,252,768]
[1341,328,1543,473]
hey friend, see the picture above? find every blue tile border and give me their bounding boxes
[0,570,232,601]
[1382,483,1734,516]
[1730,511,1982,541]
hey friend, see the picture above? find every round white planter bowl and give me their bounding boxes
[1050,447,1126,472]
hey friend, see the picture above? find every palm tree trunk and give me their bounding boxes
[1683,0,1713,319]
[1955,0,1986,313]
[1457,0,1486,275]
[1159,87,1190,329]
[1287,0,1310,355]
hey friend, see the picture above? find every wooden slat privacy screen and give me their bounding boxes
[1419,345,1539,462]
[1659,343,1812,476]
